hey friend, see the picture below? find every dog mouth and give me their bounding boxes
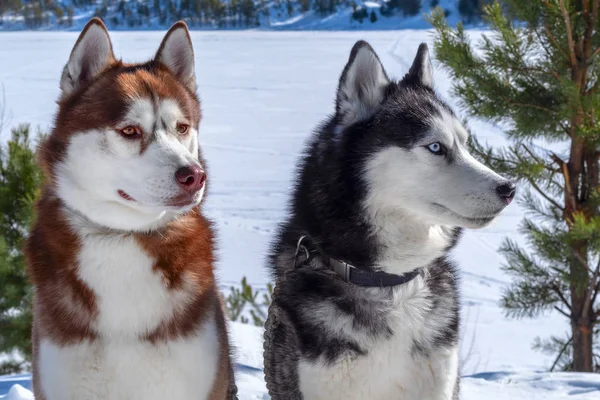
[117,190,201,209]
[118,190,136,202]
[431,203,497,226]
[165,194,198,208]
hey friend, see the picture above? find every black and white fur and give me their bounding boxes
[263,41,515,400]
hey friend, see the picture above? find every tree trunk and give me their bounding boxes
[570,269,594,371]
[566,137,594,372]
[565,13,597,366]
[571,319,594,371]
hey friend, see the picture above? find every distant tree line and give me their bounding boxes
[350,0,491,25]
[0,0,495,29]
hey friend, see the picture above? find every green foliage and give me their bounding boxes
[533,330,600,371]
[369,9,377,23]
[351,6,368,24]
[0,0,22,21]
[67,5,74,26]
[430,0,600,372]
[225,277,273,327]
[381,0,421,17]
[0,124,44,373]
[458,0,492,22]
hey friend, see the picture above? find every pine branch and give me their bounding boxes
[484,62,561,83]
[529,23,563,80]
[503,99,558,114]
[520,167,564,211]
[522,144,560,172]
[532,181,563,210]
[552,282,573,311]
[540,6,571,62]
[554,305,571,318]
[550,335,572,372]
[559,0,577,68]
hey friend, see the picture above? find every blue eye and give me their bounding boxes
[427,142,444,155]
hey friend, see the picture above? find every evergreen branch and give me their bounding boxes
[503,99,557,114]
[558,0,577,68]
[524,174,564,211]
[530,18,560,69]
[541,12,570,62]
[472,146,520,167]
[500,146,564,210]
[550,335,572,371]
[521,144,559,172]
[482,61,561,80]
[552,282,572,311]
[554,305,571,318]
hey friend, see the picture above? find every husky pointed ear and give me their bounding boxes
[336,41,390,126]
[406,43,434,88]
[60,18,115,96]
[155,21,196,92]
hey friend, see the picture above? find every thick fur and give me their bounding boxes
[26,18,237,400]
[264,41,514,399]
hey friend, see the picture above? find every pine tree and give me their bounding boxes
[458,0,493,22]
[370,9,377,23]
[383,0,421,16]
[67,4,74,26]
[0,123,43,373]
[430,1,600,372]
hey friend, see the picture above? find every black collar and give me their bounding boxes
[293,235,422,288]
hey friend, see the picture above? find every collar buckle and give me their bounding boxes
[331,259,353,282]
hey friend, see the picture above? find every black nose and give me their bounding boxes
[496,182,516,204]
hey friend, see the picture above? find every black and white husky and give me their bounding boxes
[263,41,515,399]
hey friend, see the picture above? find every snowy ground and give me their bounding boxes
[0,30,598,398]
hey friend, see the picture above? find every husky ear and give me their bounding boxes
[336,41,390,126]
[60,18,115,96]
[406,43,434,88]
[155,21,196,92]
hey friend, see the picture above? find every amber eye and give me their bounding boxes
[176,124,189,135]
[119,126,141,138]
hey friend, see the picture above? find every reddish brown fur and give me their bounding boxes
[26,18,235,399]
[136,209,217,343]
[40,62,202,184]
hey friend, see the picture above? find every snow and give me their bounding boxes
[1,323,600,399]
[0,30,596,398]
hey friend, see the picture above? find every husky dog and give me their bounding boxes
[264,41,516,399]
[26,18,237,400]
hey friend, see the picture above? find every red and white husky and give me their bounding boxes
[25,18,237,400]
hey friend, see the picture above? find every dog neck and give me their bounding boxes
[368,206,455,276]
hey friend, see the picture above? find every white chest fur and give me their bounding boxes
[76,232,191,337]
[39,321,219,400]
[298,278,458,400]
[37,229,219,400]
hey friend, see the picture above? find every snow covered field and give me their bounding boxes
[0,30,599,398]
